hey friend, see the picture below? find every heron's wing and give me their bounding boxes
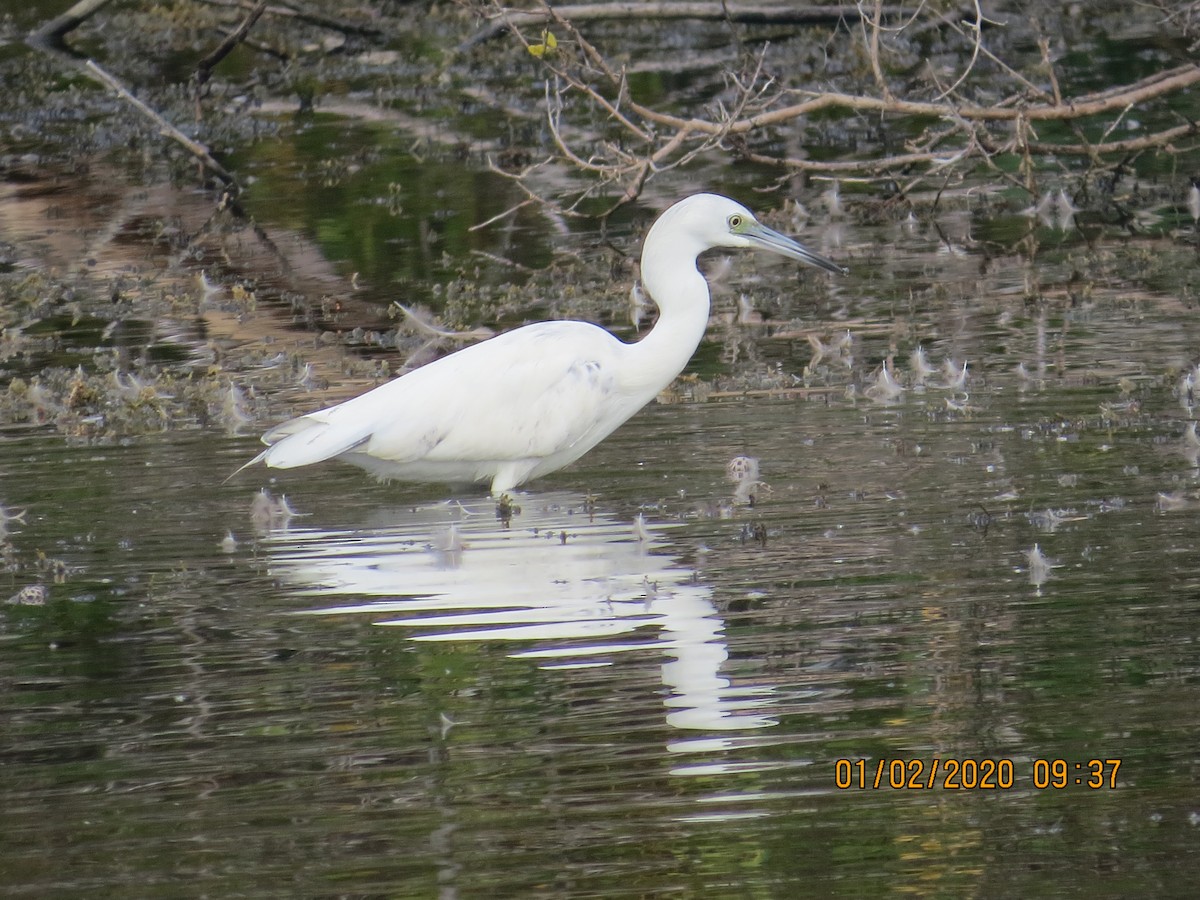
[367,321,624,462]
[259,322,625,469]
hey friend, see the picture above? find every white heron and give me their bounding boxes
[235,193,844,493]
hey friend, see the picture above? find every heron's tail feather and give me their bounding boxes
[225,412,372,482]
[259,414,372,469]
[222,445,272,485]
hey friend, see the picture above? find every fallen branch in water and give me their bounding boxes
[25,1,239,188]
[84,59,238,188]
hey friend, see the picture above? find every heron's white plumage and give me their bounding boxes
[239,193,843,494]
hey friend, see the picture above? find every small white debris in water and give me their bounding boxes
[1025,544,1054,592]
[631,513,650,544]
[910,345,936,385]
[865,363,905,403]
[941,359,969,391]
[251,489,301,531]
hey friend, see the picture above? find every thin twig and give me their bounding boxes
[1039,36,1062,105]
[929,0,983,102]
[486,0,1200,205]
[468,197,537,232]
[860,0,893,101]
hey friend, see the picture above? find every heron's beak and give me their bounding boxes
[741,220,847,275]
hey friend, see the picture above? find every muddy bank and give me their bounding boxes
[0,0,1197,448]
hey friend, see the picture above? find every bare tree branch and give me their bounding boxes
[476,0,1200,212]
[196,0,270,86]
[26,0,113,51]
[460,2,915,50]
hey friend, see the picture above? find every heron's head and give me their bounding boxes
[655,193,846,276]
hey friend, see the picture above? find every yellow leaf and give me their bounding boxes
[527,29,557,58]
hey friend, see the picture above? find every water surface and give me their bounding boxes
[4,343,1200,895]
[3,3,1200,892]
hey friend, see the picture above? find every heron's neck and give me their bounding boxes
[624,239,711,395]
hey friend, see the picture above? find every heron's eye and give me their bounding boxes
[728,214,743,229]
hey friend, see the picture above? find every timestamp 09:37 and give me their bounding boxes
[834,758,1122,790]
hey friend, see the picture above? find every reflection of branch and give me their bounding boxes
[252,98,504,155]
[84,60,238,187]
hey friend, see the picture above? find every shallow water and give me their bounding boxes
[4,3,1200,891]
[4,332,1200,895]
